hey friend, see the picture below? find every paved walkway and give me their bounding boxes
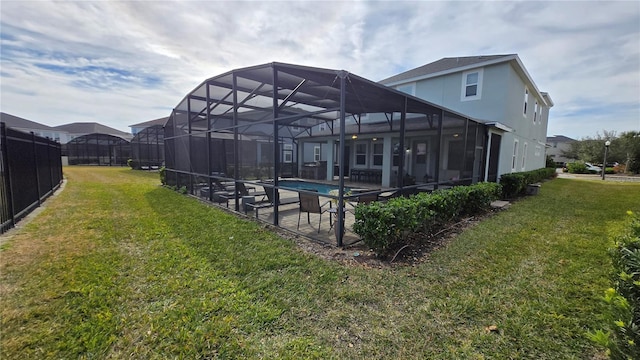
[556,171,640,182]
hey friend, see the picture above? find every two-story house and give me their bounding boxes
[379,54,554,181]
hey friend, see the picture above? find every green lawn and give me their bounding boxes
[1,167,639,359]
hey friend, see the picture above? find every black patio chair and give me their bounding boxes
[297,191,332,233]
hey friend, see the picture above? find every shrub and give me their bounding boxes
[159,166,166,185]
[499,168,556,199]
[353,182,502,256]
[127,158,139,169]
[567,162,589,174]
[590,211,640,359]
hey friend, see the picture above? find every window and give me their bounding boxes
[372,143,383,166]
[319,122,327,131]
[291,125,300,132]
[521,142,528,170]
[523,87,529,116]
[356,143,367,166]
[512,139,519,171]
[313,146,320,162]
[461,69,483,101]
[535,145,541,157]
[396,83,415,96]
[283,143,292,163]
[533,101,538,123]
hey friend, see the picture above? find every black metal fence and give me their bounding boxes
[1,122,63,234]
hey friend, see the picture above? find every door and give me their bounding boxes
[487,133,501,182]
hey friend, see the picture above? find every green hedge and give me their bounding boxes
[353,182,502,255]
[590,211,640,359]
[499,167,556,199]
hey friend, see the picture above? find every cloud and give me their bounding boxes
[0,0,638,138]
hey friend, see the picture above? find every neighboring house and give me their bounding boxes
[0,112,71,143]
[129,116,169,135]
[546,135,576,166]
[54,122,133,142]
[379,54,554,181]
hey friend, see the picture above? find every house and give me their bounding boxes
[0,112,71,143]
[379,54,554,181]
[546,135,576,166]
[162,60,553,245]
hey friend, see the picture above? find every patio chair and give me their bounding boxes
[219,182,265,208]
[297,191,332,233]
[246,185,299,218]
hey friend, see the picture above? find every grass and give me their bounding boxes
[1,166,639,359]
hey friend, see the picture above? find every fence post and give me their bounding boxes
[1,123,15,230]
[31,132,42,206]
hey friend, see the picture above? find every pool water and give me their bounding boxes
[278,180,351,195]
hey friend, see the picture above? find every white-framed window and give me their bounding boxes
[461,69,483,101]
[372,142,384,166]
[535,145,541,157]
[313,146,320,162]
[521,142,528,171]
[355,143,367,166]
[283,143,293,163]
[523,87,529,116]
[396,82,416,96]
[319,122,327,131]
[512,139,519,171]
[533,101,538,124]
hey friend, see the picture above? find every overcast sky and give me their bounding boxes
[1,0,639,139]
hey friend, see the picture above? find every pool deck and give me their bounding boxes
[197,179,379,246]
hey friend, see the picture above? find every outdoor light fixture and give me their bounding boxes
[602,140,611,180]
[372,137,377,141]
[351,134,358,139]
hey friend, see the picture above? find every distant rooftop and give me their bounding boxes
[547,135,576,143]
[54,122,133,140]
[0,112,58,131]
[129,116,169,128]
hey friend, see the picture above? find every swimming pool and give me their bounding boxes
[278,180,351,195]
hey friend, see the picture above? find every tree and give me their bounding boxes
[614,131,640,173]
[561,130,639,174]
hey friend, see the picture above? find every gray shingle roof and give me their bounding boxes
[546,135,576,143]
[53,122,132,139]
[129,116,169,128]
[0,112,57,131]
[379,54,516,85]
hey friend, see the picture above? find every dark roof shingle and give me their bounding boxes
[379,54,515,84]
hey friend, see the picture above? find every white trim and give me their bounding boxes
[313,145,320,162]
[460,69,483,101]
[523,87,529,117]
[355,142,368,166]
[512,139,519,172]
[521,142,528,171]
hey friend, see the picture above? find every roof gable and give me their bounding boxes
[379,55,515,85]
[379,54,552,108]
[129,116,169,128]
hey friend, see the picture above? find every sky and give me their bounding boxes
[1,0,639,140]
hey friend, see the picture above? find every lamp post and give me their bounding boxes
[602,140,611,180]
